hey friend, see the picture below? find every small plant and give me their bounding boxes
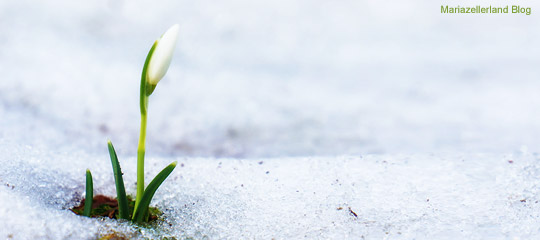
[78,24,180,223]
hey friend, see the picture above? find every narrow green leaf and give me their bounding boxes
[107,140,130,220]
[83,169,93,217]
[132,161,177,223]
[140,40,158,114]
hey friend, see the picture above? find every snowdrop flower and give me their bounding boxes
[77,24,180,224]
[146,24,180,86]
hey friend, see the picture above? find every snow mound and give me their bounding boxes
[2,141,540,239]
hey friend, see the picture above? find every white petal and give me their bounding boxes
[147,24,180,85]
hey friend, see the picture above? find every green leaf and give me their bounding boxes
[107,140,130,220]
[83,169,93,217]
[140,40,158,114]
[132,161,177,223]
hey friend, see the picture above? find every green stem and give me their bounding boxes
[135,110,147,211]
[134,40,157,215]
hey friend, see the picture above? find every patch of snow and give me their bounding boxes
[2,142,540,238]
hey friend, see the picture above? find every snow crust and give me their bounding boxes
[1,0,540,239]
[2,142,540,239]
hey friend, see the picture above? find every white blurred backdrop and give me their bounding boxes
[1,0,540,158]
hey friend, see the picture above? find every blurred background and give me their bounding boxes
[0,0,539,158]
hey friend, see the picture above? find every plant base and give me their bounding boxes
[71,195,161,221]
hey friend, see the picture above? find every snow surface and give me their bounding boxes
[1,0,540,239]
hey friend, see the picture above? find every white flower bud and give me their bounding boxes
[146,24,180,86]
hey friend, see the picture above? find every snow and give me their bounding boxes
[1,0,540,239]
[3,144,540,239]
